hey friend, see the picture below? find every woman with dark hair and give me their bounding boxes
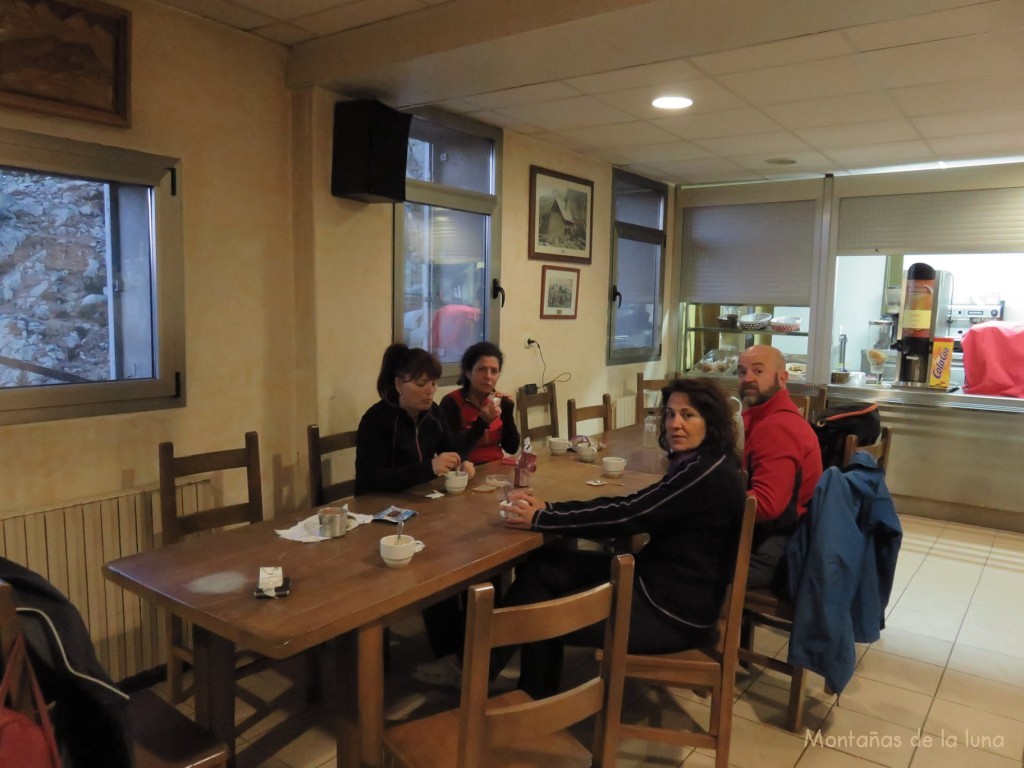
[497,377,746,697]
[355,343,475,495]
[439,341,520,465]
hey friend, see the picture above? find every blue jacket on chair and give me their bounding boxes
[785,452,902,694]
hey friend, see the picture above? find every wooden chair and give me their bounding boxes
[842,426,892,471]
[307,424,358,505]
[517,382,559,442]
[739,426,892,732]
[613,497,756,768]
[635,373,675,423]
[566,393,612,438]
[159,431,264,703]
[791,386,829,422]
[383,554,635,768]
[1,580,228,768]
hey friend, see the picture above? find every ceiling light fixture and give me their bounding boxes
[652,96,693,110]
[765,158,797,165]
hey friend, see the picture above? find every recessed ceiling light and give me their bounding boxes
[652,96,693,110]
[765,158,797,165]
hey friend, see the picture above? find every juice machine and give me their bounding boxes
[893,265,954,387]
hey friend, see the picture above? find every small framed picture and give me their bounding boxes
[540,265,580,320]
[528,166,593,264]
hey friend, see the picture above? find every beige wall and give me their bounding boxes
[0,0,298,515]
[1,0,675,520]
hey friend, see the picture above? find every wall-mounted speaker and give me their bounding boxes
[331,100,412,204]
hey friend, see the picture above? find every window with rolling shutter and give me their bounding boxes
[680,200,817,306]
[837,187,1024,255]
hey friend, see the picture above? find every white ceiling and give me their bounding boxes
[155,0,1024,186]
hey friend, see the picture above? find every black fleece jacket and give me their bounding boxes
[355,399,463,495]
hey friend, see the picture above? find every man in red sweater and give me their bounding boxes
[738,345,823,592]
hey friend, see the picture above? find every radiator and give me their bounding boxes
[0,479,210,682]
[613,395,637,428]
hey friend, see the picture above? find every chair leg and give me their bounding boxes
[786,665,806,733]
[167,614,185,704]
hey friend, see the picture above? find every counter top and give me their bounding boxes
[826,384,1024,414]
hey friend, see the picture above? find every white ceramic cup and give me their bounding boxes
[379,534,425,568]
[601,456,626,477]
[444,470,468,494]
[317,507,348,537]
[576,444,597,463]
[548,437,571,455]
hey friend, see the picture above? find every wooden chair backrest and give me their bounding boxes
[842,426,892,473]
[457,554,634,768]
[516,383,559,442]
[307,425,358,505]
[567,394,612,438]
[159,431,264,545]
[635,373,675,422]
[721,496,757,673]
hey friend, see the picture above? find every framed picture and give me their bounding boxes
[540,265,580,320]
[0,0,131,127]
[528,166,593,264]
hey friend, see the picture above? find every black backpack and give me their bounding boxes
[813,402,882,468]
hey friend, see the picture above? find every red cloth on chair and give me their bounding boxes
[962,321,1024,398]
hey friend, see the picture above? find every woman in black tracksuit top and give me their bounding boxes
[355,343,474,496]
[355,343,475,663]
[499,377,746,697]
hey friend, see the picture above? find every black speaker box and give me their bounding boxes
[331,100,412,204]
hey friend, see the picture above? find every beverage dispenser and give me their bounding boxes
[895,262,954,386]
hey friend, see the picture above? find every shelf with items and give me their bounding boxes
[687,325,808,337]
[681,302,810,377]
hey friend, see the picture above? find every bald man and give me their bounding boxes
[737,345,822,592]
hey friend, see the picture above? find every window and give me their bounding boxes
[0,128,184,425]
[394,112,500,372]
[608,170,666,363]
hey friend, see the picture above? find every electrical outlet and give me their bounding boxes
[523,336,536,349]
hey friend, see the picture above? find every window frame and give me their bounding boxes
[607,170,667,364]
[392,110,502,380]
[0,127,184,425]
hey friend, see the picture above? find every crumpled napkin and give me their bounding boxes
[275,506,373,543]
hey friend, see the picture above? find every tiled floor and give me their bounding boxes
[153,514,1024,767]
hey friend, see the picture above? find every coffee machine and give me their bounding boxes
[946,301,1005,351]
[893,265,954,387]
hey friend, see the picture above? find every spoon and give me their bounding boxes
[396,519,405,544]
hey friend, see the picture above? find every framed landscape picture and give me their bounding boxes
[540,265,580,320]
[0,0,131,126]
[528,166,593,264]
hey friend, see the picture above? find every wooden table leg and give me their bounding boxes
[193,625,237,768]
[333,623,385,768]
[359,623,385,768]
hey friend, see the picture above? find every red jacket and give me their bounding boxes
[742,388,822,534]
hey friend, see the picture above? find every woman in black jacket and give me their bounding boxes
[355,343,475,495]
[500,377,746,697]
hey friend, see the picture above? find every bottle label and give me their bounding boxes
[902,278,935,338]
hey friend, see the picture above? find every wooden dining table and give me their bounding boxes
[103,440,665,768]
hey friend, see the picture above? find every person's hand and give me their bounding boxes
[432,452,461,476]
[479,395,501,424]
[501,490,544,529]
[460,460,476,479]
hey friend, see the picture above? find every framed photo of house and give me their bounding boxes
[540,265,580,320]
[0,0,131,127]
[528,166,593,264]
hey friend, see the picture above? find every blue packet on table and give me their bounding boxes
[372,506,417,524]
